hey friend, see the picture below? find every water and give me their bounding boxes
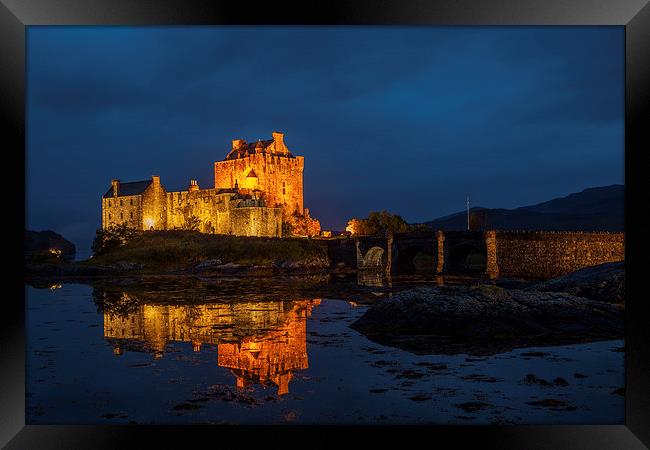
[26,281,624,424]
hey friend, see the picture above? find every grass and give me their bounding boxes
[84,230,329,270]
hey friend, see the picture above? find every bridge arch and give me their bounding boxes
[394,245,436,275]
[446,243,487,274]
[361,246,386,269]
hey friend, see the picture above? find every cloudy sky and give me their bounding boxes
[26,26,624,256]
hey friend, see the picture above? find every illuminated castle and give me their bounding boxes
[101,131,312,238]
[103,298,320,395]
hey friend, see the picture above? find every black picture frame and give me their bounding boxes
[3,0,649,448]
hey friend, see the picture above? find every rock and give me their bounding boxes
[194,259,222,270]
[215,262,244,273]
[532,261,624,304]
[279,259,300,269]
[109,261,145,271]
[278,257,329,271]
[350,285,623,356]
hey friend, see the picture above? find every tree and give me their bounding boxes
[181,215,202,231]
[283,209,321,237]
[92,223,139,256]
[346,210,412,236]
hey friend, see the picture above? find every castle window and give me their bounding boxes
[108,213,112,220]
[130,198,133,206]
[282,182,286,195]
[120,199,123,207]
[108,200,111,207]
[120,212,123,219]
[130,212,133,219]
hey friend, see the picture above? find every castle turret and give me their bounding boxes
[272,131,285,152]
[188,179,199,192]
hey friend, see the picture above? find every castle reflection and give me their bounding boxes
[102,294,320,396]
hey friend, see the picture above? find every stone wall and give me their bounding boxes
[230,206,283,238]
[102,194,144,230]
[354,230,625,280]
[103,179,282,237]
[214,153,304,215]
[166,189,235,234]
[141,176,168,230]
[494,231,625,279]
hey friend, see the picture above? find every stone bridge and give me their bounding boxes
[355,230,625,279]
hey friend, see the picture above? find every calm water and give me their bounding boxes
[26,281,624,424]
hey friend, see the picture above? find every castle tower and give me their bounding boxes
[214,131,304,215]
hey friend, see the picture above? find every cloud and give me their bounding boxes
[26,26,624,246]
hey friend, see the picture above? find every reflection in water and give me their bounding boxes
[357,271,391,287]
[357,271,447,288]
[102,294,320,395]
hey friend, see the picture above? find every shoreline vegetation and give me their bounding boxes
[25,229,333,279]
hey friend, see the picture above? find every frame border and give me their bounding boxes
[3,0,649,448]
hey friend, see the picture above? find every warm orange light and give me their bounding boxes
[345,220,358,235]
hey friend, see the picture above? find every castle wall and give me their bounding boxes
[214,153,304,215]
[166,189,235,234]
[141,177,168,230]
[102,195,144,230]
[230,206,283,238]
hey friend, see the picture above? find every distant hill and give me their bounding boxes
[424,185,624,232]
[25,230,77,261]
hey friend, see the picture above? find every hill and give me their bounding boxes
[424,185,624,232]
[25,229,76,261]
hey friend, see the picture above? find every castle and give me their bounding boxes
[103,298,321,395]
[101,131,311,238]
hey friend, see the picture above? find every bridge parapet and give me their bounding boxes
[355,229,624,279]
[492,230,624,279]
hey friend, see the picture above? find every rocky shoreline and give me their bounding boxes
[24,256,333,281]
[351,262,625,356]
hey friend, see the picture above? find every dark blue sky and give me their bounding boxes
[26,26,624,256]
